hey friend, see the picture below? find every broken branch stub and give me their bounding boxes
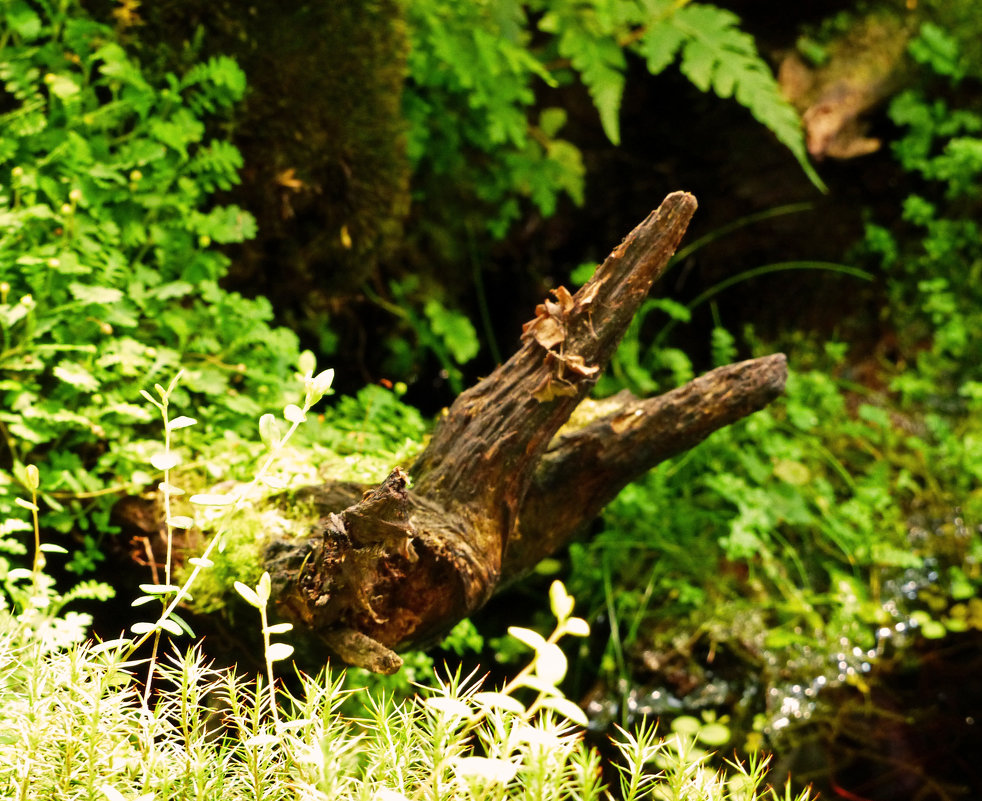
[505,353,788,578]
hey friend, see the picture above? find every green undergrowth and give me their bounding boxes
[393,0,822,383]
[556,19,982,752]
[171,384,429,617]
[407,0,821,241]
[0,0,302,574]
[0,392,810,801]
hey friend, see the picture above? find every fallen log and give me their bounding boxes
[115,192,789,673]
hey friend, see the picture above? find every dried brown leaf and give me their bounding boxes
[553,286,575,313]
[563,354,598,377]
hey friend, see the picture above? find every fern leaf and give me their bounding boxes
[638,21,687,74]
[188,139,244,192]
[60,579,116,604]
[541,8,626,145]
[637,3,825,192]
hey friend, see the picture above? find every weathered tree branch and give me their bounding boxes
[506,353,788,579]
[113,192,791,675]
[269,193,700,670]
[286,353,789,589]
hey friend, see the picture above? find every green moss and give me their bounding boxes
[176,494,320,615]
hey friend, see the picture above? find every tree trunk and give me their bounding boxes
[115,192,790,674]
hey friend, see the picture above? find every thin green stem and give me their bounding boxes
[655,261,873,349]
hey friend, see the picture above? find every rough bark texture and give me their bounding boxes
[508,352,788,579]
[266,191,720,673]
[290,352,789,589]
[114,192,791,674]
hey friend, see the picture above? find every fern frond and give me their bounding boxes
[188,140,244,192]
[637,3,826,191]
[180,55,247,114]
[60,579,115,605]
[540,4,627,145]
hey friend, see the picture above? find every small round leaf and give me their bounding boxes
[265,622,294,635]
[284,404,306,424]
[150,452,181,471]
[534,642,568,684]
[234,581,261,608]
[507,626,547,652]
[549,580,575,621]
[267,642,295,662]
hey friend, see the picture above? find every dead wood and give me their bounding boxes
[113,192,791,674]
[266,193,699,670]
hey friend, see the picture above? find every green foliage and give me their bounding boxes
[406,0,819,239]
[859,22,982,423]
[0,0,300,550]
[0,460,113,654]
[564,22,982,727]
[371,277,481,395]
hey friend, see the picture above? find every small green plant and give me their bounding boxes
[116,356,334,681]
[860,22,982,420]
[367,276,480,394]
[0,461,113,651]
[234,571,296,727]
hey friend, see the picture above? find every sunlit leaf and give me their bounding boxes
[158,617,183,636]
[131,595,156,607]
[424,696,473,721]
[671,715,701,736]
[507,626,547,652]
[259,413,280,449]
[234,581,261,608]
[265,622,294,635]
[549,580,574,620]
[257,571,272,605]
[130,622,157,634]
[267,642,295,662]
[284,403,306,424]
[298,350,317,376]
[697,722,731,746]
[138,584,180,595]
[150,451,181,471]
[533,642,567,684]
[89,638,133,656]
[5,568,33,582]
[564,617,590,637]
[534,696,588,726]
[472,691,526,715]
